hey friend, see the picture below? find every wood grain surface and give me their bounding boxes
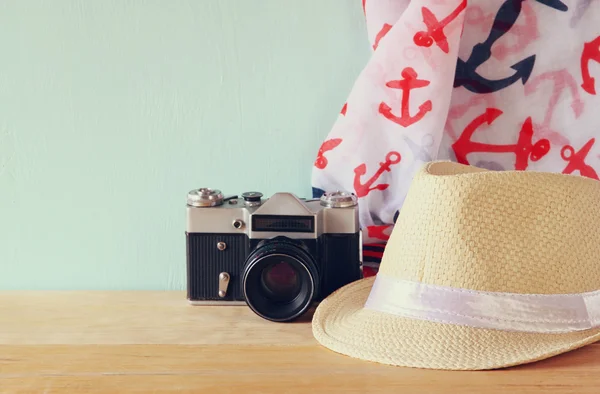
[1,291,599,393]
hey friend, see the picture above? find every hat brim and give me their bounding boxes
[312,276,600,370]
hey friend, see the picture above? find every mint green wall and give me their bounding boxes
[0,1,368,289]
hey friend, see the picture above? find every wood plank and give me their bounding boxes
[1,345,599,394]
[2,291,600,393]
[0,291,314,345]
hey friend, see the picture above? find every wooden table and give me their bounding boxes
[1,292,599,393]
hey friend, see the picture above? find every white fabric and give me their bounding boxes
[311,1,600,250]
[364,273,600,333]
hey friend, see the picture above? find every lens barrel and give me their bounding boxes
[242,238,318,322]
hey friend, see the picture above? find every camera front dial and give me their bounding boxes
[242,237,319,322]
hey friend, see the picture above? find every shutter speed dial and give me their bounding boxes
[187,188,224,207]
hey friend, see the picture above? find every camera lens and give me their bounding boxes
[260,261,300,302]
[242,238,318,322]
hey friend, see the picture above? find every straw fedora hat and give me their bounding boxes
[312,161,600,370]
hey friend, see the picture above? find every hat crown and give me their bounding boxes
[380,162,600,295]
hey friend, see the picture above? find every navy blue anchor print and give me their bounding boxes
[454,0,568,94]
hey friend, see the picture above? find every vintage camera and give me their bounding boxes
[185,188,362,322]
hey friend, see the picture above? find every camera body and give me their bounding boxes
[185,188,362,322]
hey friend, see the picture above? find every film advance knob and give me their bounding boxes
[242,191,263,207]
[319,191,358,208]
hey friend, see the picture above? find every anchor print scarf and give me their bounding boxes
[311,0,600,275]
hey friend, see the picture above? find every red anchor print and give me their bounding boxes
[561,139,599,180]
[445,95,496,140]
[367,225,393,241]
[581,36,600,95]
[373,23,392,50]
[314,138,343,170]
[353,151,402,198]
[413,0,467,53]
[525,69,583,146]
[452,108,550,170]
[340,102,348,116]
[379,67,432,128]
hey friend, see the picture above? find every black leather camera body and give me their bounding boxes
[185,188,362,322]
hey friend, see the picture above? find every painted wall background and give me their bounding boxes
[0,1,368,289]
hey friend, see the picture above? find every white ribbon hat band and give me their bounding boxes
[364,273,600,334]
